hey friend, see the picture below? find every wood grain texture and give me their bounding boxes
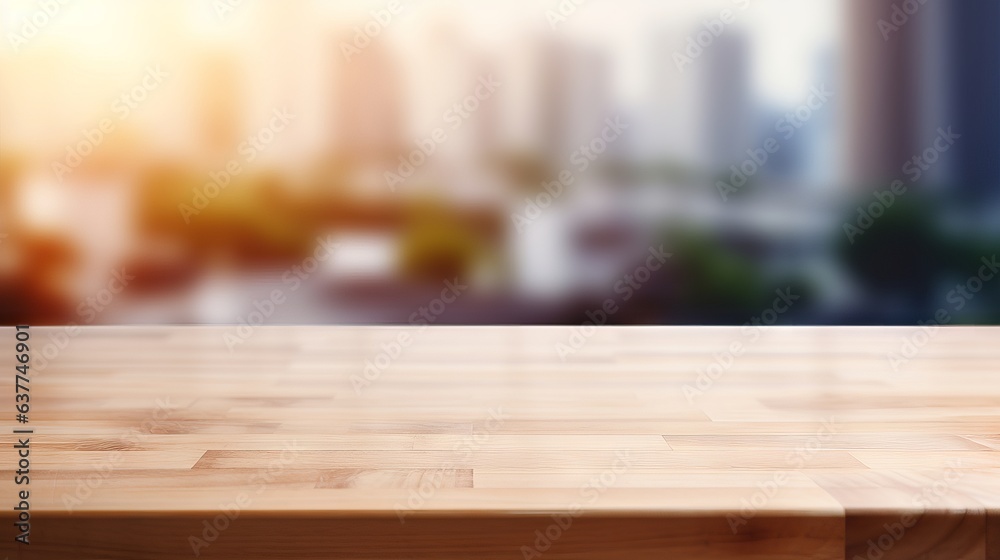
[0,325,998,559]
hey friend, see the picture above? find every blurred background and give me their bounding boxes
[0,0,998,325]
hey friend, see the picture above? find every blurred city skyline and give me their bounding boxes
[1,0,998,326]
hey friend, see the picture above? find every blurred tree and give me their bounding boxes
[837,192,953,323]
[399,197,487,285]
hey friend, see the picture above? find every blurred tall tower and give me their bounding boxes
[333,39,406,165]
[540,39,614,163]
[847,0,1000,201]
[194,53,245,164]
[644,30,703,166]
[492,36,613,174]
[702,31,753,172]
[844,0,926,187]
[415,21,500,167]
[942,1,1000,203]
[803,48,841,190]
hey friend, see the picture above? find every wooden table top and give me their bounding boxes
[2,326,998,559]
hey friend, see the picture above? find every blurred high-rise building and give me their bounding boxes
[334,39,406,168]
[846,0,1000,202]
[702,31,753,173]
[845,0,927,187]
[642,30,703,168]
[194,52,244,164]
[941,1,1000,204]
[539,39,614,164]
